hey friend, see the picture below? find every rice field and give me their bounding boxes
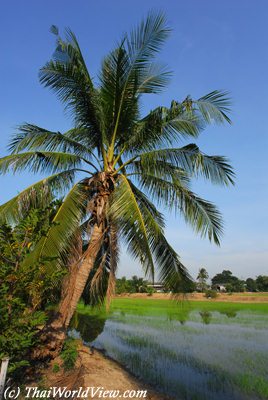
[70,298,268,400]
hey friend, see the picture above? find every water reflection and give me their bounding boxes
[199,311,212,325]
[167,308,191,325]
[70,306,268,400]
[70,312,106,343]
[220,310,237,318]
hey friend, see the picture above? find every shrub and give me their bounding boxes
[60,339,78,371]
[146,287,155,296]
[0,201,65,380]
[52,363,60,373]
[204,289,218,299]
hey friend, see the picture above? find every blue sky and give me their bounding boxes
[0,0,267,280]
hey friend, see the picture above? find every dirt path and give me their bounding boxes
[116,292,268,303]
[31,344,173,400]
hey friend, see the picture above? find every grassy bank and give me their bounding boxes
[77,297,268,317]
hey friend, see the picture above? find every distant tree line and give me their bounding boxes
[197,268,268,293]
[116,276,155,295]
[115,269,268,294]
[116,275,196,294]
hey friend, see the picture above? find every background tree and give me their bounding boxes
[212,270,245,292]
[115,277,131,294]
[245,278,258,292]
[129,276,148,293]
[115,276,149,294]
[211,270,233,285]
[0,12,234,356]
[197,267,209,292]
[199,311,212,325]
[256,276,268,291]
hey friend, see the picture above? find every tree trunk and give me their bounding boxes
[56,223,104,328]
[33,223,104,360]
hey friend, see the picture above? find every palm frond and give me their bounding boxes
[176,186,223,245]
[0,170,76,224]
[100,45,136,141]
[129,183,190,286]
[131,171,188,209]
[8,124,95,159]
[126,11,170,67]
[39,30,103,147]
[131,171,223,245]
[131,159,190,185]
[22,182,88,269]
[0,151,83,175]
[124,91,231,153]
[133,144,235,185]
[109,175,155,278]
[64,28,94,86]
[136,62,171,94]
[124,103,201,153]
[194,90,232,124]
[100,11,171,154]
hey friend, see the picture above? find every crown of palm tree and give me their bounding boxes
[0,12,234,301]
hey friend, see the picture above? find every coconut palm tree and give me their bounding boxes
[0,13,234,352]
[197,267,209,292]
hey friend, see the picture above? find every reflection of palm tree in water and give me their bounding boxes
[167,307,191,325]
[199,311,212,325]
[220,310,237,318]
[70,312,106,345]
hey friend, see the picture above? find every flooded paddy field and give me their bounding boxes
[70,299,268,400]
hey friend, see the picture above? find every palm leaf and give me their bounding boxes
[109,175,155,278]
[39,30,103,147]
[0,151,83,175]
[194,90,232,124]
[132,172,223,245]
[176,186,223,245]
[126,11,170,68]
[129,183,190,287]
[8,124,94,159]
[22,182,88,269]
[136,62,171,94]
[100,45,135,143]
[0,170,76,224]
[133,144,235,185]
[124,103,201,153]
[102,11,171,155]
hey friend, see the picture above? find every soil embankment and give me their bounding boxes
[29,344,173,400]
[116,292,268,303]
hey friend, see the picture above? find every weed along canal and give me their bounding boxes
[69,298,268,400]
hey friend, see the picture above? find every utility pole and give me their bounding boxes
[0,357,9,400]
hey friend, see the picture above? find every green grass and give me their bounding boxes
[77,297,268,318]
[113,297,268,312]
[235,373,268,398]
